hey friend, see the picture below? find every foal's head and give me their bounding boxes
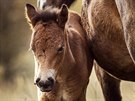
[25,4,68,92]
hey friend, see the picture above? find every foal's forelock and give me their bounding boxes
[30,22,65,52]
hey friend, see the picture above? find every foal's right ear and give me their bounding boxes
[57,4,68,28]
[25,4,38,27]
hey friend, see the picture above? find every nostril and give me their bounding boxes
[48,77,54,84]
[38,81,45,87]
[36,78,41,84]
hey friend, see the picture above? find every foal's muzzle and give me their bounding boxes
[35,77,54,92]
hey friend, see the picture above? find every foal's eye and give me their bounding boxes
[57,46,64,53]
[42,49,45,53]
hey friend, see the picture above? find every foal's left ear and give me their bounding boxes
[25,4,38,27]
[58,4,68,28]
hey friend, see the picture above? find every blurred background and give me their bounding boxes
[0,0,135,101]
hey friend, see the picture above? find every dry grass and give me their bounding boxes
[0,66,135,101]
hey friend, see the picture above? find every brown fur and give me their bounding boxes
[47,0,135,80]
[81,0,135,100]
[81,0,135,81]
[25,4,93,101]
[115,0,135,64]
[94,63,122,101]
[39,0,135,101]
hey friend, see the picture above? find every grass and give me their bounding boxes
[0,67,135,101]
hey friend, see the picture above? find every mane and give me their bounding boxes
[32,7,59,26]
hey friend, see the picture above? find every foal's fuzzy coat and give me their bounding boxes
[25,4,93,101]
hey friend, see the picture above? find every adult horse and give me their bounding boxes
[37,0,135,101]
[25,4,93,101]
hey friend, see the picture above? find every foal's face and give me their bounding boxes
[32,22,65,92]
[25,4,68,92]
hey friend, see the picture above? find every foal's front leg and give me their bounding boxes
[94,63,122,101]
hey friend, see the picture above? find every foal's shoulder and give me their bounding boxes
[68,10,81,22]
[66,10,86,41]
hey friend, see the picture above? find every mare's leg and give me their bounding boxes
[94,63,122,101]
[115,0,135,63]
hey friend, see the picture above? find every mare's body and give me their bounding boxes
[82,0,135,81]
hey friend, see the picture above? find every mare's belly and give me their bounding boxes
[91,39,135,81]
